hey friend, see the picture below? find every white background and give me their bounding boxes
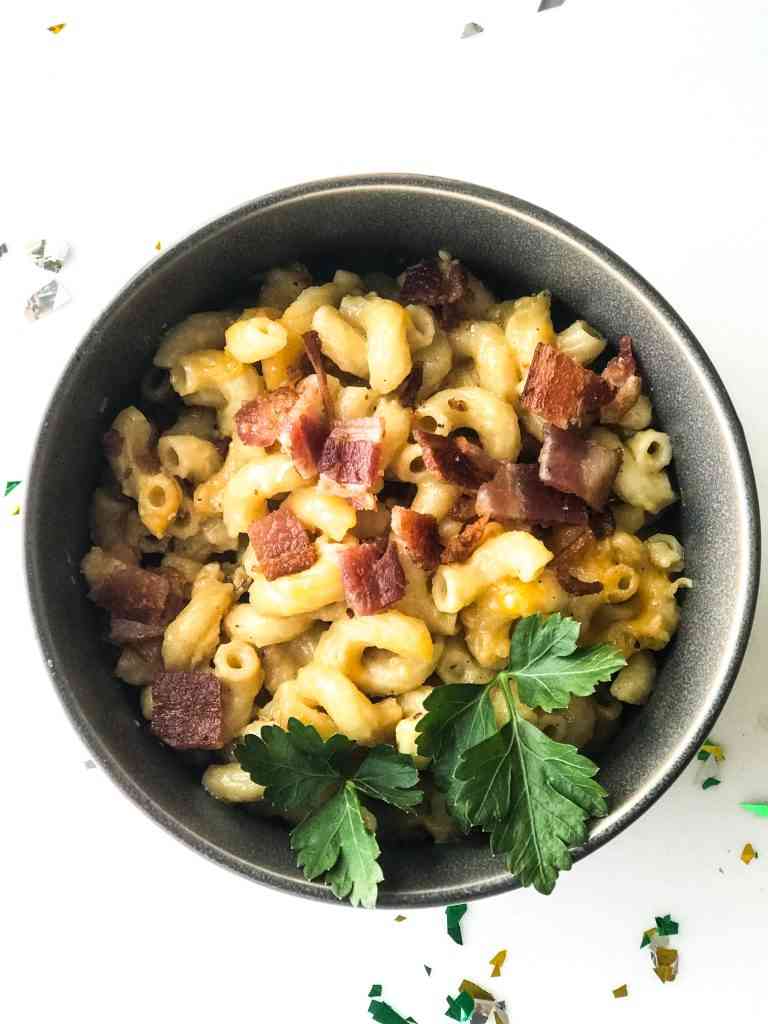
[2,1,767,1021]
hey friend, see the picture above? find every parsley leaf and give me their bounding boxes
[415,684,496,829]
[237,718,422,906]
[455,678,608,894]
[504,612,626,712]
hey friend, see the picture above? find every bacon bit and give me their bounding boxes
[539,426,622,511]
[102,429,123,457]
[518,428,543,464]
[109,618,167,644]
[132,636,164,669]
[589,506,615,539]
[476,462,588,525]
[302,330,335,421]
[89,563,171,624]
[235,387,297,446]
[550,528,603,595]
[450,493,477,522]
[448,398,468,412]
[248,507,317,581]
[391,506,441,571]
[397,364,423,409]
[151,671,224,750]
[399,258,468,328]
[318,416,383,493]
[521,343,614,429]
[279,375,330,478]
[338,536,406,615]
[414,430,497,491]
[440,515,490,564]
[601,336,642,424]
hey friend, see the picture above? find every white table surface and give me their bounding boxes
[2,2,767,1020]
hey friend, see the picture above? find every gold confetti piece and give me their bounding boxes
[612,985,628,999]
[700,741,725,762]
[652,946,679,983]
[48,23,66,34]
[741,843,757,864]
[11,505,20,516]
[489,950,507,977]
[459,979,494,1002]
[394,914,407,922]
[155,241,162,251]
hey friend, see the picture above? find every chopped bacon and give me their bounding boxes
[518,427,543,464]
[102,429,123,457]
[235,387,297,446]
[589,506,615,539]
[539,426,622,511]
[338,536,406,615]
[248,507,317,581]
[550,528,603,596]
[302,330,334,421]
[600,336,642,424]
[397,364,423,409]
[391,506,441,571]
[109,618,167,644]
[89,563,171,624]
[413,430,497,491]
[151,671,224,750]
[399,257,468,329]
[450,493,477,522]
[440,515,490,564]
[318,416,383,499]
[521,344,614,430]
[279,375,331,478]
[476,463,588,525]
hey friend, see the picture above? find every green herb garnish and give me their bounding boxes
[237,719,421,908]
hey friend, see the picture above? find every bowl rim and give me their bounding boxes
[24,173,761,908]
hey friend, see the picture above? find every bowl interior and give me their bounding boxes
[26,176,759,905]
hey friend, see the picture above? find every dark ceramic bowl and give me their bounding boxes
[25,175,760,907]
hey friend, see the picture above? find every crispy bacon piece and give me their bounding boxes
[589,506,615,539]
[302,330,335,421]
[413,430,497,491]
[539,426,622,511]
[391,506,441,572]
[551,528,603,596]
[600,336,642,424]
[476,462,588,525]
[450,493,477,522]
[440,515,490,565]
[399,257,468,329]
[108,618,167,644]
[248,507,317,581]
[318,416,383,500]
[521,343,614,430]
[89,563,171,624]
[278,375,331,478]
[102,429,123,457]
[518,427,543,464]
[151,670,224,750]
[338,536,406,615]
[397,364,423,409]
[235,387,297,447]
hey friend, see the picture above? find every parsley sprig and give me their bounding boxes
[236,719,421,907]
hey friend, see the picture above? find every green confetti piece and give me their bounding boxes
[741,802,768,818]
[424,965,432,976]
[702,777,721,790]
[655,914,679,937]
[640,928,656,948]
[445,903,467,945]
[368,999,413,1024]
[445,990,474,1021]
[4,480,21,496]
[368,984,383,998]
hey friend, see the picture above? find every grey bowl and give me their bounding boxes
[25,174,760,907]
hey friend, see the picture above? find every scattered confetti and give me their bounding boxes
[368,999,414,1024]
[394,914,407,922]
[697,737,725,762]
[460,981,494,1002]
[0,243,7,259]
[461,23,484,39]
[4,481,21,496]
[741,843,757,864]
[445,990,474,1021]
[655,914,679,937]
[612,985,628,999]
[702,776,721,790]
[640,928,658,949]
[471,999,509,1024]
[25,239,70,273]
[652,946,679,984]
[11,505,20,516]
[489,950,507,977]
[48,23,66,34]
[368,984,383,998]
[25,279,71,320]
[538,0,566,10]
[445,903,467,945]
[424,966,432,977]
[84,759,96,770]
[155,241,162,251]
[741,802,768,818]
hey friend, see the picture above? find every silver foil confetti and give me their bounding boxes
[0,243,8,259]
[84,759,96,771]
[25,279,71,320]
[538,0,566,10]
[471,1001,509,1024]
[25,238,70,273]
[461,22,484,38]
